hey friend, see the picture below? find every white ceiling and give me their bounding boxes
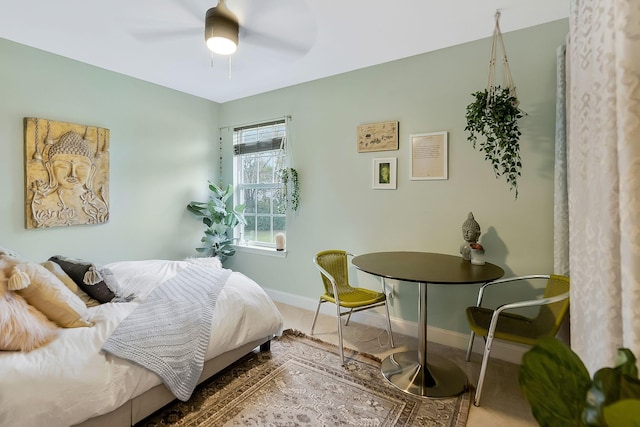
[0,0,568,103]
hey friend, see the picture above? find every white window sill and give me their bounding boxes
[233,244,287,258]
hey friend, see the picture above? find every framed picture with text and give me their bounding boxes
[410,131,448,180]
[372,157,397,190]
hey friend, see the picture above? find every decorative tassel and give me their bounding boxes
[83,265,103,285]
[8,271,31,290]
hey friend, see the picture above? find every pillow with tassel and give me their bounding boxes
[41,260,101,307]
[48,256,115,303]
[0,270,58,351]
[9,261,92,328]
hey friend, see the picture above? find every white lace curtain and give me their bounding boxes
[556,0,640,373]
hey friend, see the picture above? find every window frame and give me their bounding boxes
[232,120,287,251]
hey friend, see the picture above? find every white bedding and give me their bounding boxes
[0,259,283,427]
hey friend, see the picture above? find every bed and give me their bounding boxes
[0,256,284,427]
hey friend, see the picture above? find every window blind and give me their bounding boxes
[233,120,285,156]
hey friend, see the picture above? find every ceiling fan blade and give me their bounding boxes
[174,0,206,22]
[240,27,311,56]
[130,27,201,42]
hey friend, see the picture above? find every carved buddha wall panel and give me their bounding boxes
[24,117,110,229]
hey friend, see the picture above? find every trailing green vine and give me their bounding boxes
[465,86,523,198]
[277,167,300,213]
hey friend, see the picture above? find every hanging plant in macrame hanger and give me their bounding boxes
[277,167,300,213]
[275,126,300,214]
[465,11,524,198]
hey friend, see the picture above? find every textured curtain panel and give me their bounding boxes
[554,43,569,278]
[567,0,640,373]
[554,43,570,345]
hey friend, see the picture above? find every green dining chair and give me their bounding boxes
[465,274,570,406]
[310,249,395,365]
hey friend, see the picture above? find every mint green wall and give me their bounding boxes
[222,19,569,333]
[0,38,220,264]
[0,19,569,334]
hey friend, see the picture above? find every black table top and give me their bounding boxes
[352,251,504,284]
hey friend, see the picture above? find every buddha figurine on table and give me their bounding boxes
[460,212,481,261]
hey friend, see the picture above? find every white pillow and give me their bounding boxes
[184,256,222,269]
[103,260,192,301]
[0,247,20,258]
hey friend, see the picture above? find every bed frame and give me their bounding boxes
[75,336,273,427]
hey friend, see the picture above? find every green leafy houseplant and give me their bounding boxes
[519,337,640,426]
[277,167,300,213]
[465,86,523,198]
[186,182,246,260]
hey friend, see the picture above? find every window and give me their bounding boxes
[233,120,287,248]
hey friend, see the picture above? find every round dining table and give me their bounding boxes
[352,251,504,398]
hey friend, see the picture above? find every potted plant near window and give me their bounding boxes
[465,11,523,198]
[186,182,246,261]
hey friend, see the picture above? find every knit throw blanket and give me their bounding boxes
[102,265,231,401]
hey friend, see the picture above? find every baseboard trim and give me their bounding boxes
[264,287,529,365]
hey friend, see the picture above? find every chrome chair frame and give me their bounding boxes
[310,251,395,365]
[465,274,569,406]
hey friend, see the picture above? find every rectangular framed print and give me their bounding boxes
[372,157,397,190]
[357,121,399,153]
[410,131,448,180]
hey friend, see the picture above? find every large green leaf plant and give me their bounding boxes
[186,182,246,261]
[519,337,640,426]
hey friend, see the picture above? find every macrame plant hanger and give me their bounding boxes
[278,116,300,213]
[487,11,518,108]
[279,116,293,168]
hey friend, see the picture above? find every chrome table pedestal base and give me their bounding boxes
[381,350,467,397]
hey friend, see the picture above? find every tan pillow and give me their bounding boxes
[0,272,58,351]
[11,261,93,328]
[41,260,101,308]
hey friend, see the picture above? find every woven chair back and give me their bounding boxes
[315,250,354,297]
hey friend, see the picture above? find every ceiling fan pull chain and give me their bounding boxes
[228,56,232,80]
[210,51,214,68]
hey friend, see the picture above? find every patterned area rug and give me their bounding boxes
[137,329,470,427]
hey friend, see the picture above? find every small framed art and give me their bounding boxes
[410,131,448,180]
[373,157,397,190]
[357,121,399,153]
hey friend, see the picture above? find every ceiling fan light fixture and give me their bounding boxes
[207,36,237,55]
[205,1,239,55]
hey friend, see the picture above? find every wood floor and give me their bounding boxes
[276,302,538,427]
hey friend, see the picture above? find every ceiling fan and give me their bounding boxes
[130,0,316,60]
[204,0,239,55]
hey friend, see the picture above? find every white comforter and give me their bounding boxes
[0,260,283,427]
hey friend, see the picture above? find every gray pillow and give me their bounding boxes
[48,256,115,303]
